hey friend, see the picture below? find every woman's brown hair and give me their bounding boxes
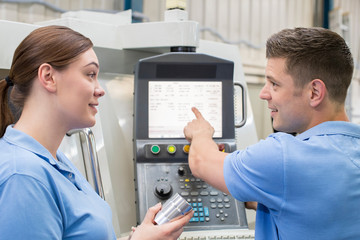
[0,25,93,137]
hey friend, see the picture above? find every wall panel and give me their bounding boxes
[0,0,118,23]
[333,0,360,124]
[1,0,357,134]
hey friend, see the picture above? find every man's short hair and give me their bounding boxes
[266,27,354,103]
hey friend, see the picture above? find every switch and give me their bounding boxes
[167,145,176,154]
[183,144,190,154]
[178,166,185,176]
[218,143,225,152]
[150,145,161,154]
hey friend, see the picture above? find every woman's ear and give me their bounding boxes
[38,63,57,93]
[308,79,326,108]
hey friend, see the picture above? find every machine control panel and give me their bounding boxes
[141,143,229,162]
[136,162,248,229]
[133,52,248,231]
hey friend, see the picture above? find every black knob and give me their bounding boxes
[178,166,185,176]
[154,182,172,199]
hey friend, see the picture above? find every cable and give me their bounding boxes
[199,26,265,50]
[0,0,66,13]
[0,0,145,21]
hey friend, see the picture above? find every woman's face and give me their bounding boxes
[54,48,105,130]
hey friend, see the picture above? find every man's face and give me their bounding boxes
[260,58,310,134]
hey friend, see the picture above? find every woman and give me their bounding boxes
[0,25,192,240]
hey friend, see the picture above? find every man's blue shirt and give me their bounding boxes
[224,121,360,239]
[0,125,116,239]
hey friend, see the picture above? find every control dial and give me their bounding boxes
[154,182,172,200]
[178,166,185,176]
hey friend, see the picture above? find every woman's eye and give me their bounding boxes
[88,73,96,79]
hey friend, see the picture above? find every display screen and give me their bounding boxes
[148,81,222,138]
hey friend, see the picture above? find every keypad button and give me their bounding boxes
[200,191,209,196]
[204,207,210,216]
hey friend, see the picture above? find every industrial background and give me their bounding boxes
[0,0,360,234]
[0,0,359,140]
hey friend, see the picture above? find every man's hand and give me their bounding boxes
[183,107,214,142]
[183,107,230,194]
[245,201,258,211]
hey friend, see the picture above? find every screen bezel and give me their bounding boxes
[135,61,235,140]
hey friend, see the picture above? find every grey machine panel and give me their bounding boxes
[133,52,248,231]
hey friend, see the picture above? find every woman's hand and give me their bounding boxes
[129,202,194,240]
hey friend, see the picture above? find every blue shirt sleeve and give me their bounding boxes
[224,134,286,213]
[0,174,63,239]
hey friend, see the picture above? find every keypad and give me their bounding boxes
[137,163,247,230]
[179,176,233,224]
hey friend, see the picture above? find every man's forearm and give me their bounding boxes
[188,136,229,193]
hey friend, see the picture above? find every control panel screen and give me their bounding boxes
[148,81,222,138]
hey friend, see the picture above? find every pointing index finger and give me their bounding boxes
[191,107,204,120]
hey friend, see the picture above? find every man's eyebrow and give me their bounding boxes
[265,75,275,80]
[84,62,99,68]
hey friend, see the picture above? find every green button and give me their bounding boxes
[151,145,160,154]
[167,145,176,154]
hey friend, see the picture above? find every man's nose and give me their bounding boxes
[259,84,270,100]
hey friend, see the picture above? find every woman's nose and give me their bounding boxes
[95,85,105,97]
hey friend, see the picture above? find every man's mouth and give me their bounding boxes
[269,107,278,112]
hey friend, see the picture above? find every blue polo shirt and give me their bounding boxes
[0,126,116,240]
[224,121,360,239]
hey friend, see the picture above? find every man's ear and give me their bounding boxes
[38,63,57,93]
[308,79,326,108]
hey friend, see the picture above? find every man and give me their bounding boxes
[183,27,360,239]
